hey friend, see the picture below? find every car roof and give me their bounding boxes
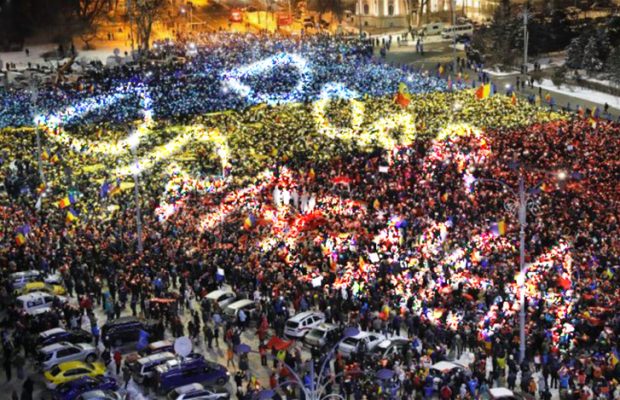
[16,291,50,301]
[431,361,463,372]
[313,323,337,330]
[57,361,90,371]
[10,270,40,277]
[148,339,173,349]
[80,390,110,399]
[206,289,233,299]
[174,383,205,394]
[289,311,321,322]
[490,388,515,398]
[227,299,254,309]
[138,352,175,364]
[40,328,66,337]
[349,331,371,339]
[41,342,73,353]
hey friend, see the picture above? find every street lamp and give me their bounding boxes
[127,132,143,254]
[254,326,360,400]
[30,75,46,194]
[474,167,567,363]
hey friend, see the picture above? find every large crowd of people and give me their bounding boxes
[0,33,619,400]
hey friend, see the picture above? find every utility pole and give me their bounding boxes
[128,0,135,53]
[517,173,527,364]
[523,6,529,72]
[129,136,143,254]
[452,0,457,73]
[358,0,363,38]
[30,76,45,188]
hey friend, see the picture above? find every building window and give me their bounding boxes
[363,3,369,14]
[388,3,394,15]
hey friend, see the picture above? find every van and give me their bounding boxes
[284,311,325,338]
[418,23,445,36]
[223,299,257,323]
[15,291,67,315]
[131,351,176,384]
[441,24,474,39]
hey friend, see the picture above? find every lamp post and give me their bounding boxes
[475,168,567,363]
[253,327,360,400]
[30,75,46,190]
[128,133,143,254]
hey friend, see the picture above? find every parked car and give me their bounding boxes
[488,387,534,400]
[44,361,107,389]
[284,311,325,338]
[370,337,410,362]
[337,331,386,358]
[101,316,160,347]
[52,376,118,400]
[38,342,98,371]
[223,299,257,324]
[428,360,469,381]
[303,323,342,349]
[131,351,176,384]
[10,270,62,290]
[15,291,68,315]
[75,390,125,400]
[138,339,175,357]
[37,328,93,348]
[167,383,230,400]
[21,281,67,296]
[204,289,237,309]
[155,357,229,394]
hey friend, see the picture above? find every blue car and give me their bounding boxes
[155,357,229,394]
[52,376,118,400]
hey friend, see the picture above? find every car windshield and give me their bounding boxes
[50,365,61,376]
[342,337,359,345]
[286,321,299,328]
[306,329,322,338]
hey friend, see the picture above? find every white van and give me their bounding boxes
[418,22,445,36]
[131,351,176,384]
[284,311,325,338]
[15,291,67,315]
[441,24,474,39]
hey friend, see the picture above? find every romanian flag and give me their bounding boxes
[243,214,256,230]
[490,220,506,237]
[395,82,412,108]
[591,107,600,119]
[308,168,315,181]
[50,153,60,164]
[66,208,79,223]
[15,233,26,246]
[511,92,517,106]
[109,182,122,197]
[475,83,491,100]
[58,196,71,209]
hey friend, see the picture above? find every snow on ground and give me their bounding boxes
[537,78,620,106]
[0,44,131,71]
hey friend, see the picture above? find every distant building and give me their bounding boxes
[355,0,409,29]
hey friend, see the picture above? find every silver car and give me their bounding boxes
[38,342,98,370]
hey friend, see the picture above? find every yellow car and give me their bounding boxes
[21,281,66,296]
[43,361,106,389]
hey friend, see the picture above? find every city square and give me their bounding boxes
[0,1,619,400]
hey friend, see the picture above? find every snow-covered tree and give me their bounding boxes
[582,36,604,73]
[566,35,585,69]
[607,46,620,87]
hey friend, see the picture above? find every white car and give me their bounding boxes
[284,311,325,338]
[38,342,98,370]
[429,360,469,377]
[10,270,62,289]
[205,289,237,309]
[15,291,68,315]
[167,383,230,399]
[337,331,386,358]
